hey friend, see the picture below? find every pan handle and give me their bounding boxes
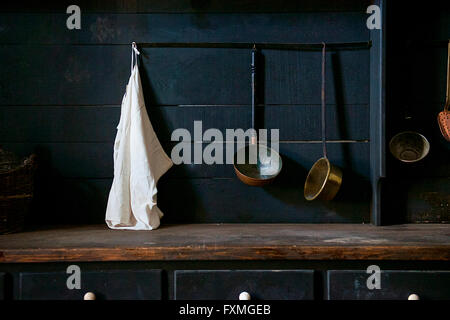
[251,45,257,144]
[321,42,327,158]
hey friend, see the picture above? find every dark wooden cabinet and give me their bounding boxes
[18,270,162,300]
[174,270,314,300]
[0,273,4,300]
[328,270,450,300]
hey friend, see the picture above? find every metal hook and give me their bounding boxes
[132,42,140,55]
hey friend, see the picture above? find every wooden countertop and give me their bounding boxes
[0,224,449,263]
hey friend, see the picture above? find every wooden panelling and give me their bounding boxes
[0,106,120,143]
[0,142,370,179]
[158,177,370,223]
[0,1,371,14]
[0,46,370,106]
[174,270,314,300]
[21,175,370,224]
[19,270,162,300]
[264,104,369,141]
[327,270,450,300]
[263,49,369,105]
[1,142,370,223]
[0,104,369,142]
[0,6,376,225]
[27,178,112,225]
[0,273,4,300]
[0,13,368,44]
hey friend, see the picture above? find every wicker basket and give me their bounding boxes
[0,151,37,234]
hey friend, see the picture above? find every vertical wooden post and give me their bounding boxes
[370,0,387,225]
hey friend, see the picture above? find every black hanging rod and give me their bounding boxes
[137,41,372,50]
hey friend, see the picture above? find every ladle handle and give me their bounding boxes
[445,40,450,111]
[321,43,327,158]
[251,45,257,143]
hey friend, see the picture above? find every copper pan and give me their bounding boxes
[233,46,282,186]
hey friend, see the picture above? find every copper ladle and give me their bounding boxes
[438,40,450,142]
[234,46,282,186]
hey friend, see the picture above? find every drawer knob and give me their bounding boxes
[83,292,96,300]
[408,294,420,300]
[239,291,251,300]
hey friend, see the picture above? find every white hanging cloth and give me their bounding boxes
[106,42,173,230]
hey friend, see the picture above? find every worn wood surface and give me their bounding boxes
[0,224,449,263]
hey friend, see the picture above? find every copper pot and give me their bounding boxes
[234,138,282,186]
[437,40,450,142]
[389,131,430,163]
[234,46,282,186]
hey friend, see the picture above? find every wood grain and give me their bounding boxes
[0,1,371,14]
[0,13,368,44]
[1,141,370,179]
[0,46,369,106]
[0,224,449,263]
[0,104,369,143]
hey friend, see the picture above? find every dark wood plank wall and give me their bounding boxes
[6,0,440,225]
[383,2,450,224]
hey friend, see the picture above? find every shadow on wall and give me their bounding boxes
[28,146,109,225]
[139,52,207,223]
[262,50,371,223]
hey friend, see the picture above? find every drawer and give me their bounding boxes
[328,270,450,300]
[0,273,4,300]
[19,269,162,300]
[175,270,314,300]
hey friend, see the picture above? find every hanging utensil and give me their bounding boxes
[234,46,282,186]
[304,43,343,201]
[389,131,430,162]
[389,46,431,162]
[438,40,450,141]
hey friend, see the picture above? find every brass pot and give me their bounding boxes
[389,131,430,163]
[304,157,343,201]
[304,43,343,201]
